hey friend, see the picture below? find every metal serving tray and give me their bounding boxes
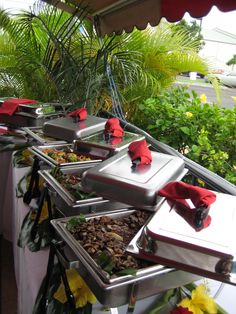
[79,131,145,154]
[39,166,129,216]
[22,127,66,145]
[81,149,186,210]
[0,112,63,127]
[43,116,107,142]
[51,210,201,307]
[127,192,236,286]
[30,142,111,167]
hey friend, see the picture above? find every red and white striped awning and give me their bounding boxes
[42,0,236,36]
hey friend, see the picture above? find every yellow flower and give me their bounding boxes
[231,96,236,102]
[185,112,193,118]
[200,94,207,103]
[178,285,217,314]
[54,269,96,308]
[197,179,205,187]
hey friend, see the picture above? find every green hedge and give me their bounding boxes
[130,86,236,184]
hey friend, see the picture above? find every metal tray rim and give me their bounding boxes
[39,169,104,207]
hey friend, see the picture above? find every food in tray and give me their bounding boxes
[66,211,153,277]
[54,170,96,200]
[42,148,92,164]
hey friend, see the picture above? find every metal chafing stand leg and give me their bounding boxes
[30,185,53,242]
[126,283,138,313]
[23,156,40,204]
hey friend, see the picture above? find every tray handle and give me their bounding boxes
[52,240,80,269]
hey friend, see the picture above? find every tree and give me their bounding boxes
[227,54,236,69]
[0,2,210,115]
[174,19,205,51]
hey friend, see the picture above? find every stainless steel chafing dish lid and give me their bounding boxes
[22,127,66,145]
[127,192,236,286]
[81,149,185,209]
[79,131,145,154]
[43,116,107,142]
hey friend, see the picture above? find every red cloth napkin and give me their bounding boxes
[128,139,152,165]
[0,128,8,134]
[104,118,124,137]
[168,199,212,231]
[158,181,216,231]
[0,98,38,116]
[67,108,87,120]
[158,181,216,208]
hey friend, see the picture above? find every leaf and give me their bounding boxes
[191,144,198,152]
[147,288,177,314]
[116,268,137,277]
[180,126,190,135]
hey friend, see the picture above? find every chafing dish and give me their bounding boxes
[79,131,145,155]
[0,112,64,127]
[22,127,66,145]
[39,166,127,216]
[43,116,107,142]
[51,209,201,307]
[126,192,236,286]
[81,149,186,210]
[0,102,65,127]
[30,142,112,168]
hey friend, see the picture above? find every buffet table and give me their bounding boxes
[1,150,236,314]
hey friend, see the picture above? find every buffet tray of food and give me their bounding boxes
[0,102,65,127]
[81,149,187,210]
[79,131,145,154]
[30,141,112,167]
[43,115,107,142]
[51,209,201,307]
[22,126,66,145]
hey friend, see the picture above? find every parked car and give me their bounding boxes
[205,72,236,88]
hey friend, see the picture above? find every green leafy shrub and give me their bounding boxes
[130,86,236,184]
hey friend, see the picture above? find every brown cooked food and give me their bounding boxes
[66,211,153,277]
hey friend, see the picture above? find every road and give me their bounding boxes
[175,81,236,109]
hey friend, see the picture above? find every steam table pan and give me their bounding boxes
[30,141,112,168]
[0,102,64,127]
[39,166,127,216]
[127,192,236,286]
[22,126,66,145]
[51,209,201,307]
[81,149,186,210]
[43,116,107,142]
[79,130,145,154]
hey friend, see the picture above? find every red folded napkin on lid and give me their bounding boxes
[158,181,216,231]
[0,127,8,134]
[128,139,152,166]
[0,98,38,116]
[104,118,124,137]
[67,108,87,120]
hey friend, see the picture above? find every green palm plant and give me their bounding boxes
[0,2,211,115]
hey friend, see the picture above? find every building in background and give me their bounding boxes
[199,28,236,73]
